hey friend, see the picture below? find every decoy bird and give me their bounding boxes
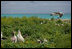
[17,30,24,42]
[11,31,17,43]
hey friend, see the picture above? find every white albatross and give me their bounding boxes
[17,30,24,42]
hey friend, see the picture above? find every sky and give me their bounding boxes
[1,1,71,14]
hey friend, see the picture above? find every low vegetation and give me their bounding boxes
[1,16,71,48]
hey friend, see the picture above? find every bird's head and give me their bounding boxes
[18,29,21,34]
[12,30,16,36]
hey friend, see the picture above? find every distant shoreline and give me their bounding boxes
[1,14,71,20]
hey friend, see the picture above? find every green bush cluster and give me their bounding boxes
[1,16,71,48]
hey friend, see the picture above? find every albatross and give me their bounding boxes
[1,31,7,40]
[11,31,17,43]
[1,32,3,39]
[17,30,24,42]
[50,12,64,19]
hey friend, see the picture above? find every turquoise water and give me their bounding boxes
[1,14,71,19]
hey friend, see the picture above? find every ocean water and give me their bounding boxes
[1,14,71,19]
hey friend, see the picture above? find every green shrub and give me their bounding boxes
[1,16,71,48]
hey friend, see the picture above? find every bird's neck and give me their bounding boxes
[18,32,21,35]
[1,32,3,35]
